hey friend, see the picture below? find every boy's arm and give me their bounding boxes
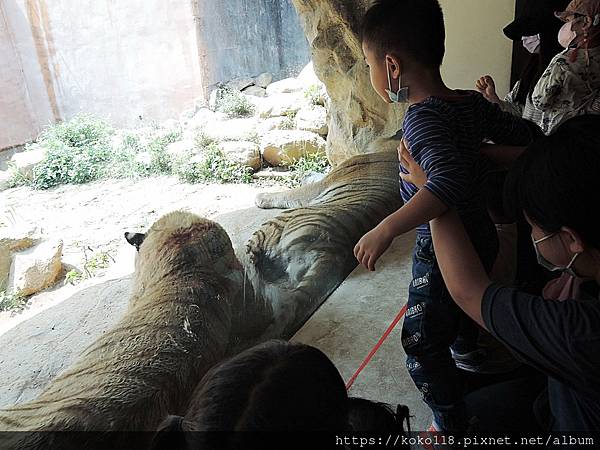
[355,188,448,271]
[354,107,468,270]
[379,188,447,238]
[480,93,538,146]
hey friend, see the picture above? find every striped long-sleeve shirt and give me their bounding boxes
[401,90,535,235]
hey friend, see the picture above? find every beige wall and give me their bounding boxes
[0,0,55,149]
[440,0,515,98]
[0,0,204,150]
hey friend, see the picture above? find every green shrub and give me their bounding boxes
[216,89,255,118]
[288,152,330,186]
[304,84,327,107]
[31,115,114,189]
[5,162,30,188]
[194,131,219,149]
[0,291,27,313]
[65,269,84,285]
[177,144,252,184]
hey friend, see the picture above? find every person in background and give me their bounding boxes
[476,0,569,130]
[532,0,600,135]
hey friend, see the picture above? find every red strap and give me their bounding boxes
[345,303,408,391]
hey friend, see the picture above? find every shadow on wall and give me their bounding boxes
[193,0,311,90]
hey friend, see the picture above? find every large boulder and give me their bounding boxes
[255,72,273,89]
[218,141,261,171]
[9,239,63,296]
[258,93,305,119]
[290,0,406,165]
[202,117,260,142]
[297,61,322,86]
[256,117,293,135]
[296,105,328,136]
[242,86,267,98]
[226,77,255,92]
[266,77,304,95]
[260,130,326,167]
[0,170,11,192]
[0,228,39,290]
[10,145,46,180]
[181,107,218,130]
[166,140,196,159]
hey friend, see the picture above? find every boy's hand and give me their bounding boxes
[398,138,427,188]
[354,225,393,271]
[475,75,500,103]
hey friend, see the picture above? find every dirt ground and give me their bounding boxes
[0,176,286,335]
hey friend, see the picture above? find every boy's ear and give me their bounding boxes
[149,415,188,450]
[561,226,585,254]
[385,54,401,78]
[124,232,146,251]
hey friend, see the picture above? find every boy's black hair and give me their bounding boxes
[360,0,445,68]
[504,116,600,249]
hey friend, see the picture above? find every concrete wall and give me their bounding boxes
[0,0,204,149]
[440,0,515,98]
[0,0,55,149]
[194,0,310,89]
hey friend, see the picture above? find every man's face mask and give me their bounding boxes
[522,34,541,54]
[385,60,409,103]
[559,19,580,48]
[532,233,581,277]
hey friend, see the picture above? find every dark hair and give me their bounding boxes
[348,398,411,434]
[360,0,445,68]
[504,117,600,248]
[194,340,347,430]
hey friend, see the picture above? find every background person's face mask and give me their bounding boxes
[559,20,578,48]
[385,61,409,103]
[532,233,581,277]
[522,34,541,53]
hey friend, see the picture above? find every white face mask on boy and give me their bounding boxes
[385,60,409,103]
[522,34,541,53]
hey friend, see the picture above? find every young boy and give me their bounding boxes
[354,0,536,434]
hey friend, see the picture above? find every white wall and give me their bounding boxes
[440,0,515,98]
[0,0,204,150]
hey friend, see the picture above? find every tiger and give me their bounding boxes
[0,211,268,450]
[245,150,403,339]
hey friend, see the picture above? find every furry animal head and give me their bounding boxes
[125,211,242,286]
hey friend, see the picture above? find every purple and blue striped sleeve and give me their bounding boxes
[403,107,468,208]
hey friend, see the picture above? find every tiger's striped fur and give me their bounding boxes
[246,150,402,339]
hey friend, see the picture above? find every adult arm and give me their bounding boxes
[480,144,526,167]
[429,209,492,327]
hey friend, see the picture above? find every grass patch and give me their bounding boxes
[0,290,28,313]
[28,115,185,189]
[176,143,253,184]
[288,152,330,186]
[304,84,328,107]
[215,89,255,118]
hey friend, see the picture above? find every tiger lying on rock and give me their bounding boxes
[0,212,267,449]
[246,150,402,339]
